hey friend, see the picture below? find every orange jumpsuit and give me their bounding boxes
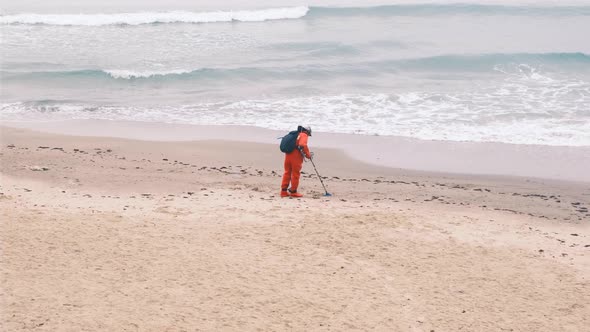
[281,132,311,193]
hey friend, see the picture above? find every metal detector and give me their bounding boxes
[309,157,332,197]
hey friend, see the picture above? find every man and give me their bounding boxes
[281,125,312,198]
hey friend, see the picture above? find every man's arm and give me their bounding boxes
[298,133,311,159]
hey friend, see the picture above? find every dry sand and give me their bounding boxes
[1,125,589,331]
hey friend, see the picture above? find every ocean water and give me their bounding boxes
[1,1,590,146]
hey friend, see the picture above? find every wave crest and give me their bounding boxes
[0,7,309,26]
[104,69,194,79]
[3,53,588,82]
[3,4,589,26]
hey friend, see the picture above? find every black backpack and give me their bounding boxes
[279,131,299,153]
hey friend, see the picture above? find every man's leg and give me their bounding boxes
[289,161,303,194]
[280,158,292,197]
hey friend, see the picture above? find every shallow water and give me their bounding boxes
[2,1,589,146]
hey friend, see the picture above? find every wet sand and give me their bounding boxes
[5,119,590,182]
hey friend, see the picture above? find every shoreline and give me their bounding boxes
[3,119,589,183]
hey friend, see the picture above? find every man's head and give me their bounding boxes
[298,125,312,137]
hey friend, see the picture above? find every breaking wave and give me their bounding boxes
[3,53,588,82]
[2,4,589,26]
[0,7,309,26]
[2,87,589,147]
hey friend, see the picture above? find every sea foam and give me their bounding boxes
[3,4,588,26]
[104,69,194,79]
[0,7,309,26]
[3,82,589,147]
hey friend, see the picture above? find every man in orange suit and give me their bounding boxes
[281,126,312,198]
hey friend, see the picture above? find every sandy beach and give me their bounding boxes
[3,0,590,330]
[1,123,589,331]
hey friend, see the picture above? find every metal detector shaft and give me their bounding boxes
[309,157,330,196]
